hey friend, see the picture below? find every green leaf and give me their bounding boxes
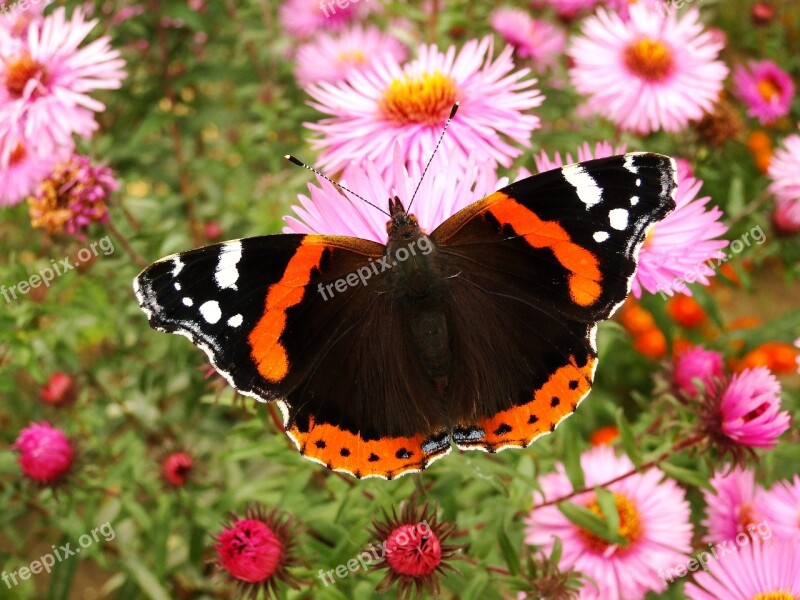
[615,409,642,467]
[557,501,627,547]
[46,536,80,600]
[497,528,520,576]
[660,462,713,492]
[562,426,585,491]
[594,487,620,539]
[122,555,172,600]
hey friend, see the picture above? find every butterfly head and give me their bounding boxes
[387,196,421,241]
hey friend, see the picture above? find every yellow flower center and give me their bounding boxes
[380,71,458,126]
[756,77,781,102]
[753,592,797,600]
[5,54,49,98]
[9,143,26,165]
[579,493,643,553]
[623,38,674,82]
[337,49,367,66]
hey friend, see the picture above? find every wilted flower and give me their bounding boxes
[13,422,74,484]
[27,154,118,237]
[525,446,693,599]
[40,372,78,407]
[306,36,543,178]
[700,467,765,543]
[733,60,795,124]
[368,502,462,599]
[673,346,724,397]
[214,504,302,599]
[490,8,565,70]
[569,6,728,134]
[685,540,800,599]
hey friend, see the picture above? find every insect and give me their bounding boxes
[134,110,676,480]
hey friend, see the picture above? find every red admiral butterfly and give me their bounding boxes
[134,150,676,479]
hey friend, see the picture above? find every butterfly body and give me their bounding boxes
[134,153,677,479]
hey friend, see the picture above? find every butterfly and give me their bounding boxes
[134,152,676,480]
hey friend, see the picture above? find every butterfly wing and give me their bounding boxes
[134,234,451,479]
[431,152,676,451]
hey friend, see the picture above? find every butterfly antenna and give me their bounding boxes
[284,155,390,217]
[407,102,459,213]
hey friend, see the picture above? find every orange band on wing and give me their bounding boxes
[458,355,596,451]
[249,239,325,383]
[287,419,449,480]
[487,193,602,306]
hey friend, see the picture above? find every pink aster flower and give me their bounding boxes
[768,132,800,231]
[754,476,800,542]
[294,25,407,88]
[490,8,565,71]
[568,5,728,134]
[13,422,74,483]
[27,154,118,238]
[524,446,693,600]
[284,144,505,243]
[0,123,60,207]
[701,467,766,544]
[0,7,126,150]
[673,346,724,397]
[685,540,800,599]
[532,0,598,19]
[214,505,301,598]
[534,141,627,173]
[306,36,543,177]
[714,367,790,450]
[634,160,728,298]
[734,60,795,124]
[279,0,372,39]
[0,0,50,39]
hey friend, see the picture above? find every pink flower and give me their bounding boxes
[161,451,194,487]
[214,505,301,597]
[0,0,50,39]
[294,25,407,88]
[27,154,118,237]
[283,144,505,243]
[0,7,126,150]
[718,367,790,449]
[279,0,372,39]
[701,467,765,544]
[568,6,728,134]
[734,60,795,124]
[0,123,60,207]
[768,131,800,231]
[490,8,565,70]
[40,372,78,407]
[633,160,728,298]
[524,446,693,599]
[685,541,800,599]
[773,200,800,235]
[532,0,598,19]
[306,36,543,177]
[754,476,800,542]
[533,141,626,173]
[13,422,74,483]
[673,346,724,396]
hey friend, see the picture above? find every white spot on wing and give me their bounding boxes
[215,241,242,290]
[227,314,243,328]
[174,282,181,291]
[636,178,641,187]
[182,297,193,306]
[630,196,639,206]
[593,231,610,242]
[199,300,221,324]
[609,208,629,230]
[561,164,602,208]
[624,154,638,174]
[172,256,184,276]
